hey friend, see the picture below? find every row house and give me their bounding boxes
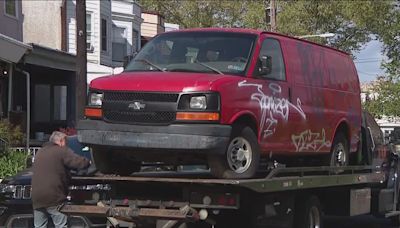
[1,0,76,149]
[1,0,142,148]
[66,0,143,82]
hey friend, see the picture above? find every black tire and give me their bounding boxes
[328,132,349,167]
[294,196,323,228]
[208,125,260,179]
[91,148,141,176]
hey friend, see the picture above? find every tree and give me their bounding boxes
[138,0,251,28]
[363,78,400,118]
[276,1,394,54]
[139,0,398,72]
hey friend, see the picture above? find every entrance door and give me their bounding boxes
[0,77,7,119]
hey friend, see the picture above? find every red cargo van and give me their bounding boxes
[78,28,361,179]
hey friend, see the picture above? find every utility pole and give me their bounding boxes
[270,0,277,32]
[75,0,87,122]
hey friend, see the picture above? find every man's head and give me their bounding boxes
[49,131,67,147]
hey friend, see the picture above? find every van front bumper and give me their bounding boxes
[77,120,231,154]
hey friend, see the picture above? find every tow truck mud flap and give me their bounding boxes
[60,204,200,222]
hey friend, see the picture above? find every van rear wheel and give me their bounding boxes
[328,132,349,167]
[208,125,260,179]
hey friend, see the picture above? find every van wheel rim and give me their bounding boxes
[309,206,321,228]
[227,137,252,174]
[334,143,346,166]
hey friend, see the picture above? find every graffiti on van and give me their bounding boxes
[238,80,306,138]
[291,129,331,152]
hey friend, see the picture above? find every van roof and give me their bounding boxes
[167,27,349,56]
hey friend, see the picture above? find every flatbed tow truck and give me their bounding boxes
[59,113,400,228]
[60,153,400,228]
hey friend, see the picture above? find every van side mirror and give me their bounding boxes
[259,55,272,76]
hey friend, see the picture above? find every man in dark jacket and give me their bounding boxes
[32,131,90,228]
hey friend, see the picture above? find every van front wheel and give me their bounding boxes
[209,126,260,179]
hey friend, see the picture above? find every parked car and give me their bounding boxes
[0,136,107,227]
[78,28,362,179]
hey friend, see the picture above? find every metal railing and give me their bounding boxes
[9,147,41,157]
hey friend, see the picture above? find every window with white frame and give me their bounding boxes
[86,13,93,52]
[5,0,17,17]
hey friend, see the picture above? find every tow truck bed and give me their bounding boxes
[61,165,395,228]
[71,166,385,193]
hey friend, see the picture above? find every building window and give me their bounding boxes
[5,0,17,17]
[112,26,127,62]
[86,13,93,52]
[53,86,67,121]
[101,18,107,52]
[34,84,67,123]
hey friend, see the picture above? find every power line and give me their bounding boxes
[354,60,383,63]
[357,70,382,76]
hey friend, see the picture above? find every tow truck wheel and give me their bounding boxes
[92,148,141,176]
[390,214,400,226]
[209,125,260,179]
[328,132,349,167]
[294,196,323,228]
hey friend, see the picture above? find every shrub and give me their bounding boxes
[0,120,24,147]
[0,150,28,179]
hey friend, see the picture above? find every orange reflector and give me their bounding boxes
[85,108,102,118]
[176,112,219,121]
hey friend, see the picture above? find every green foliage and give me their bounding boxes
[277,1,393,53]
[0,120,24,147]
[0,150,28,179]
[363,79,400,118]
[138,0,270,29]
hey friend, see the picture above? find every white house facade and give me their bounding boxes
[66,0,142,83]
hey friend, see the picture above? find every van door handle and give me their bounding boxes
[288,87,292,102]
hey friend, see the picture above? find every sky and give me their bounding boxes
[354,40,385,83]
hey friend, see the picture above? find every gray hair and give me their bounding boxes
[49,131,67,144]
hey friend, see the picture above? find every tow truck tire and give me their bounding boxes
[294,196,323,228]
[328,131,349,167]
[92,148,141,176]
[209,125,260,179]
[390,214,400,227]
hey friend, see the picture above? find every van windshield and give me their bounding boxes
[125,32,256,76]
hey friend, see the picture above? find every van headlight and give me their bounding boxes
[89,92,104,106]
[190,96,207,110]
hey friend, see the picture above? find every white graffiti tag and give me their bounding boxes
[291,129,331,152]
[238,80,306,138]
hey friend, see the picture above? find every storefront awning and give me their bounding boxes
[0,34,31,63]
[24,44,76,71]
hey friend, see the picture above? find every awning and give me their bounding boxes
[24,44,76,71]
[0,34,31,63]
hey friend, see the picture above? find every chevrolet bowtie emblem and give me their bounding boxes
[128,101,146,110]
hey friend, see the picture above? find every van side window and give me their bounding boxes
[255,38,286,81]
